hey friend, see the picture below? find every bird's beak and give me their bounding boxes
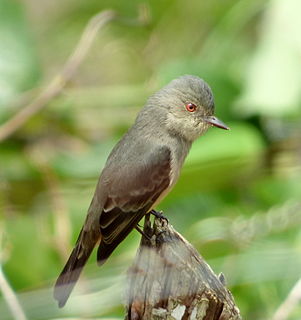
[204,116,230,130]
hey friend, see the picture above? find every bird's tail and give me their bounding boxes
[53,228,99,308]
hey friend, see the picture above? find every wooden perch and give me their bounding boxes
[125,215,242,320]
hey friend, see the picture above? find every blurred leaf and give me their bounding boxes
[237,0,301,116]
[0,0,40,118]
[52,141,113,178]
[0,144,38,180]
[4,215,58,289]
[186,123,264,165]
[164,122,265,201]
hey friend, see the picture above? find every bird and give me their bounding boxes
[53,75,229,307]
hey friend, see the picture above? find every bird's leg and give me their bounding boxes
[135,225,151,241]
[150,210,169,222]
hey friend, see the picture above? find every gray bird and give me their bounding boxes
[53,75,229,307]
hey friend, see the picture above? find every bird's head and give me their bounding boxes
[149,75,229,142]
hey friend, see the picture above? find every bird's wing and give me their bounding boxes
[96,145,172,264]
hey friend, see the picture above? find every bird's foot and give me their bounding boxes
[150,210,169,223]
[135,225,151,241]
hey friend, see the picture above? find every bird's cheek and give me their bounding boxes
[196,120,210,134]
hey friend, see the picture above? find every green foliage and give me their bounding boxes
[0,0,301,319]
[0,0,40,118]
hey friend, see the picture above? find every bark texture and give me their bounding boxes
[125,215,242,320]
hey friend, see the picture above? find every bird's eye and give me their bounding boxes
[185,103,197,112]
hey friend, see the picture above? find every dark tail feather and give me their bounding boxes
[53,230,97,308]
[97,237,121,266]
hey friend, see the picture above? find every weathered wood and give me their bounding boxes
[125,215,242,320]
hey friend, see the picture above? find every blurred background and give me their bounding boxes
[0,0,301,319]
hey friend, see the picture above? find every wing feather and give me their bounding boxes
[97,145,171,264]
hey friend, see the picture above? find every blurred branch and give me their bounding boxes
[0,225,27,320]
[0,9,116,143]
[191,200,301,249]
[271,277,301,320]
[0,266,27,320]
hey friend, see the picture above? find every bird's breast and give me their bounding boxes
[152,139,191,208]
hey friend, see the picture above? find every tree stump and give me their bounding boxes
[125,215,242,320]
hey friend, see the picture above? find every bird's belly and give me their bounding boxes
[149,140,190,212]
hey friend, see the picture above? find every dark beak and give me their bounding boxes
[204,116,230,130]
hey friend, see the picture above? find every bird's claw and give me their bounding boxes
[150,210,169,223]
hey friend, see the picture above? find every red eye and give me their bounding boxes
[185,103,197,112]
